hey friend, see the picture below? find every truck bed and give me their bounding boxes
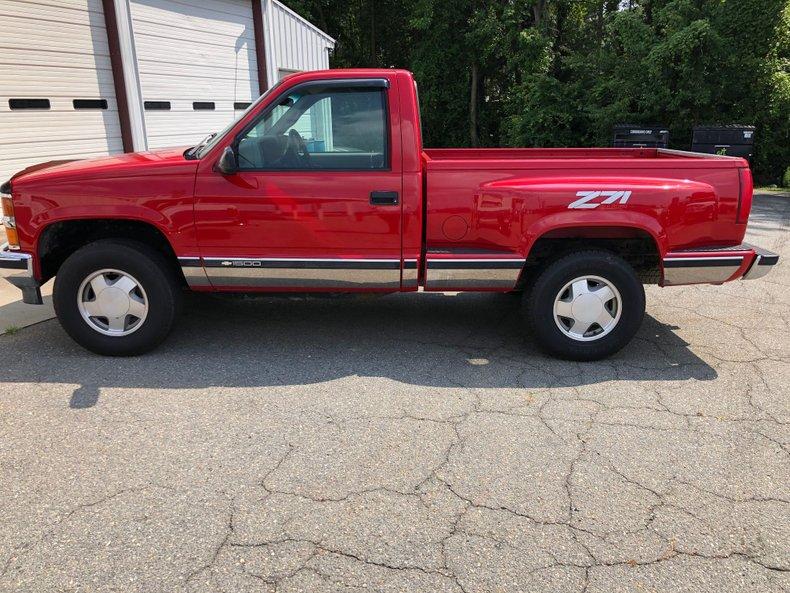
[422,147,746,170]
[420,146,751,267]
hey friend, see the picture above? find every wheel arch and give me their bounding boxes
[517,224,663,288]
[37,218,185,285]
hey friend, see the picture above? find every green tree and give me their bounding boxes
[284,0,790,183]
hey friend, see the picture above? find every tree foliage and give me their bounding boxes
[285,0,789,183]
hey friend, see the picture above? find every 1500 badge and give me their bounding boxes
[568,190,632,209]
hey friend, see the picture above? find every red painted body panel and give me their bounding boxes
[9,148,199,276]
[398,71,425,290]
[4,69,754,291]
[193,72,404,263]
[193,169,403,259]
[422,157,746,256]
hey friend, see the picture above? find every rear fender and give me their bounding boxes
[478,176,717,256]
[525,210,665,254]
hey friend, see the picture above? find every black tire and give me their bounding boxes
[524,250,645,361]
[53,240,181,356]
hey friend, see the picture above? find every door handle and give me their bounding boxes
[370,191,399,206]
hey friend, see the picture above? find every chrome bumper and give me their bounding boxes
[662,243,779,286]
[743,248,780,280]
[0,243,42,304]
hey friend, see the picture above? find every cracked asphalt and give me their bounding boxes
[0,194,788,593]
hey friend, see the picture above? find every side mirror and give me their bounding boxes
[216,146,238,175]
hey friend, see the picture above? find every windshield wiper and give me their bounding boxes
[184,132,217,160]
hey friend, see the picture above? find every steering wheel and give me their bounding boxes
[286,129,311,167]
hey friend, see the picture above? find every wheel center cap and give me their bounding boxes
[571,293,603,323]
[96,287,130,318]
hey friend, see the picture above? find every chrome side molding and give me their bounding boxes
[424,255,525,290]
[179,257,402,289]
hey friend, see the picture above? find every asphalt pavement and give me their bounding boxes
[0,194,788,592]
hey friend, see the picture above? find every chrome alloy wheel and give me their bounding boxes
[553,275,622,342]
[77,269,149,336]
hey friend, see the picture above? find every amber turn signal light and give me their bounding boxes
[1,195,20,249]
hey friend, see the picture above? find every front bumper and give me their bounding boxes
[0,243,42,304]
[662,243,779,286]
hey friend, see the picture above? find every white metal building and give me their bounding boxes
[0,0,335,181]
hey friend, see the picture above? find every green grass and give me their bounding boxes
[3,325,21,336]
[754,187,790,195]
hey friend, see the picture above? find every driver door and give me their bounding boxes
[193,77,403,290]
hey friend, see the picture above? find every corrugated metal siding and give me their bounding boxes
[130,0,260,149]
[267,0,334,84]
[0,0,123,182]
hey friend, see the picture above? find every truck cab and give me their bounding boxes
[0,69,779,360]
[189,72,414,292]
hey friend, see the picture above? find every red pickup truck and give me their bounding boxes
[0,69,778,360]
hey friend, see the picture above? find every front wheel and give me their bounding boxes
[53,240,181,356]
[524,250,645,361]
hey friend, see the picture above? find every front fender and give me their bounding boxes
[13,175,197,257]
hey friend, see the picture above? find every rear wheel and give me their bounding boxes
[524,250,645,360]
[54,240,181,356]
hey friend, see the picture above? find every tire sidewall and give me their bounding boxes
[527,251,645,360]
[54,241,179,356]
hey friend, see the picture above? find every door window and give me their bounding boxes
[236,85,388,170]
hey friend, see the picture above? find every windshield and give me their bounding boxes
[193,80,286,159]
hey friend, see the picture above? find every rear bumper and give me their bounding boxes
[0,243,42,304]
[662,243,779,286]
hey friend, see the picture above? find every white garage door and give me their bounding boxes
[130,0,259,150]
[0,0,123,183]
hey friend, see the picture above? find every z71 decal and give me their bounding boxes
[568,190,632,209]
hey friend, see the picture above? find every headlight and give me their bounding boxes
[1,192,20,250]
